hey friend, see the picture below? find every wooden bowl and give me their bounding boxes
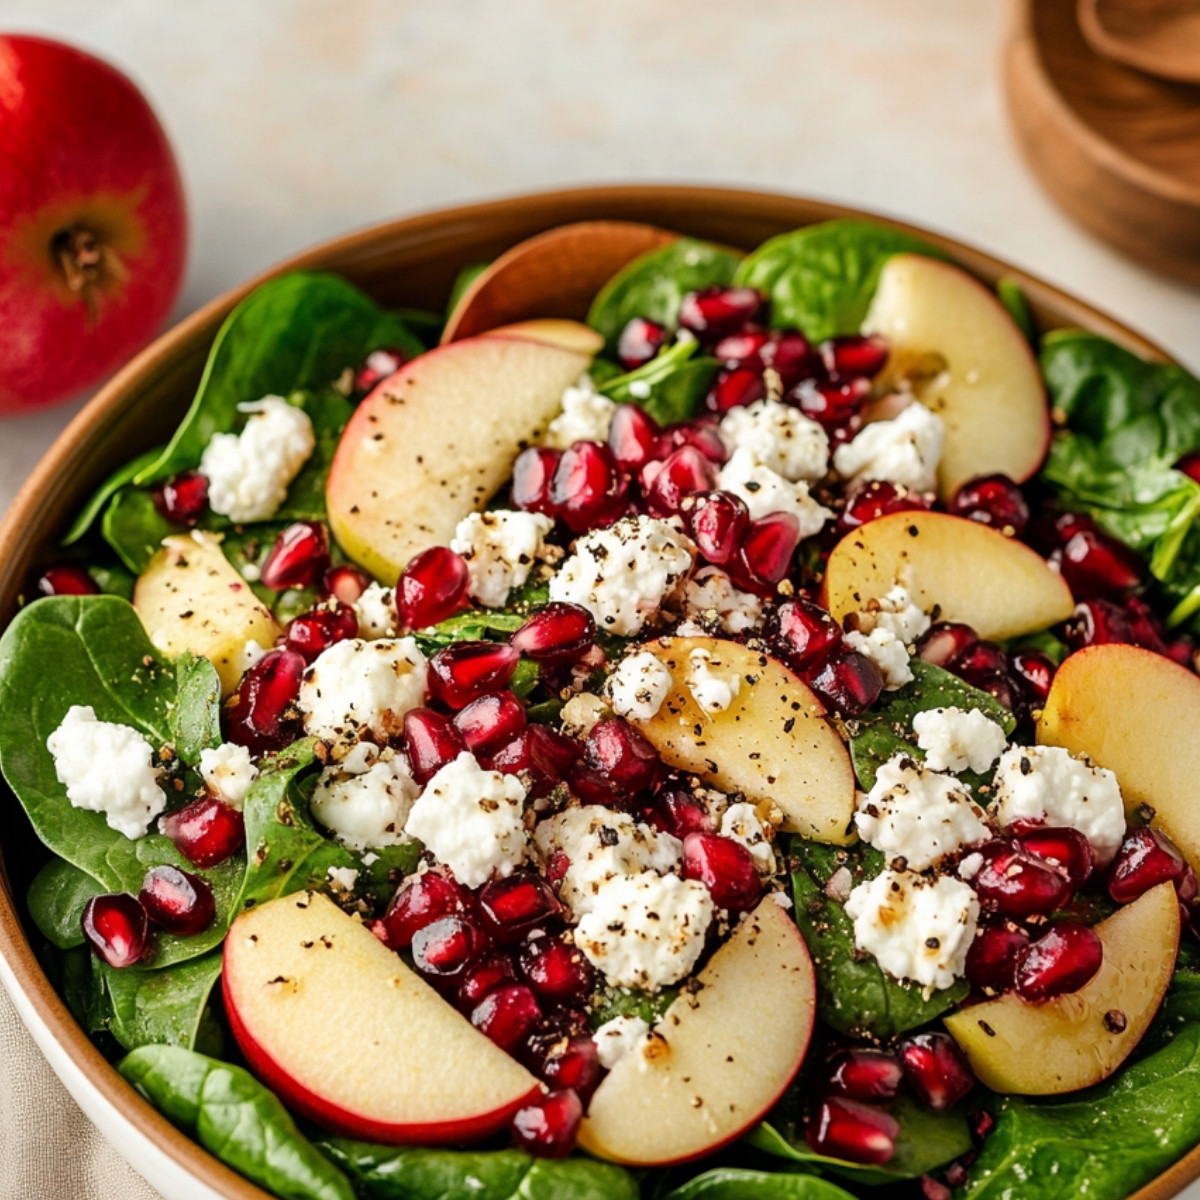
[1005,0,1200,284]
[0,184,1191,1200]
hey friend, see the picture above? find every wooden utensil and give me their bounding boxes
[1079,0,1200,84]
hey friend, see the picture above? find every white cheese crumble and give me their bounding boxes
[549,515,694,637]
[353,582,397,640]
[199,742,258,810]
[720,802,776,875]
[559,692,610,740]
[606,652,674,722]
[717,446,832,533]
[404,752,528,888]
[685,646,741,715]
[326,866,359,891]
[199,396,315,523]
[533,805,682,916]
[845,627,913,690]
[232,638,269,680]
[46,706,166,839]
[854,583,931,646]
[311,753,419,851]
[844,870,980,993]
[717,399,830,482]
[833,402,944,492]
[545,375,616,449]
[299,637,428,745]
[450,509,558,609]
[575,870,714,992]
[854,754,990,871]
[992,745,1126,865]
[593,1014,651,1070]
[913,707,1008,775]
[682,566,764,634]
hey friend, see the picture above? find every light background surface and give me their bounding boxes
[1,1,1199,1196]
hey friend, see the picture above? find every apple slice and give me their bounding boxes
[945,882,1179,1095]
[861,253,1050,500]
[822,510,1073,642]
[1038,643,1200,871]
[578,897,815,1165]
[479,319,604,357]
[133,531,280,695]
[223,891,540,1143]
[327,335,591,582]
[631,636,855,843]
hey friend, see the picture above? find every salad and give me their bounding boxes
[4,216,1200,1200]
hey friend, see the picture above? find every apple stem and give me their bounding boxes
[52,224,127,318]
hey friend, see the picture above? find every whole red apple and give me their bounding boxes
[0,35,187,413]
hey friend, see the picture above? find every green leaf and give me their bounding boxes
[662,1168,857,1200]
[101,485,178,574]
[136,272,423,488]
[171,652,222,767]
[599,336,719,426]
[995,277,1035,344]
[273,389,355,523]
[120,1045,355,1200]
[586,238,741,351]
[97,950,223,1051]
[27,858,105,949]
[318,1140,641,1200]
[790,839,967,1038]
[62,446,164,546]
[445,262,489,319]
[590,984,679,1029]
[732,219,947,342]
[87,563,137,601]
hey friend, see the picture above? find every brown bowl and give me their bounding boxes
[0,184,1190,1200]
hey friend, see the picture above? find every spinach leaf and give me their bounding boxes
[590,984,679,1028]
[62,446,164,546]
[97,949,223,1051]
[959,1022,1200,1200]
[88,563,136,601]
[56,944,114,1037]
[136,272,422,488]
[790,840,967,1037]
[446,262,489,319]
[27,858,105,949]
[599,336,719,426]
[120,1045,355,1200]
[319,1140,640,1200]
[392,307,443,348]
[996,277,1035,344]
[848,659,1015,793]
[171,652,222,766]
[272,389,355,523]
[662,1168,857,1200]
[102,485,179,574]
[732,220,946,342]
[587,238,741,351]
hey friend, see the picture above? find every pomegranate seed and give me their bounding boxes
[965,922,1031,993]
[645,446,718,516]
[453,691,526,757]
[808,1097,899,1165]
[1011,650,1055,706]
[678,286,763,340]
[1017,827,1095,887]
[138,865,215,936]
[791,376,871,428]
[225,648,305,756]
[1064,599,1134,652]
[1013,922,1103,1002]
[151,471,209,526]
[616,317,667,370]
[471,983,542,1051]
[159,796,245,869]
[608,403,661,471]
[916,622,979,670]
[921,1177,952,1200]
[285,604,358,663]
[965,670,1018,711]
[822,1048,903,1103]
[809,649,884,718]
[973,839,1073,918]
[1052,528,1142,598]
[510,1087,582,1158]
[956,641,1009,676]
[403,708,467,785]
[838,480,930,534]
[713,329,770,368]
[36,563,100,597]
[898,1033,975,1110]
[584,719,663,795]
[455,950,519,1011]
[428,641,520,709]
[81,894,148,969]
[396,546,470,630]
[1124,595,1168,653]
[652,788,715,838]
[820,334,889,381]
[411,915,488,980]
[260,522,329,591]
[1107,827,1190,904]
[321,564,371,606]
[686,490,750,565]
[518,934,596,1006]
[372,870,473,950]
[511,603,596,663]
[762,330,816,386]
[738,511,801,586]
[1177,450,1200,484]
[946,1162,970,1188]
[550,442,629,532]
[1028,509,1096,554]
[511,447,562,516]
[767,598,843,674]
[353,346,406,396]
[657,419,729,465]
[478,872,563,944]
[490,725,580,796]
[536,1035,601,1102]
[949,475,1030,537]
[683,832,763,912]
[705,366,765,413]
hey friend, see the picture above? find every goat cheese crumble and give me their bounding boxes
[833,402,944,492]
[450,509,558,609]
[311,752,419,851]
[353,582,397,640]
[685,645,741,715]
[682,566,763,634]
[199,742,258,810]
[913,706,1008,774]
[717,399,830,482]
[717,446,832,533]
[592,1014,651,1070]
[844,626,913,690]
[719,802,776,875]
[854,583,931,646]
[545,375,615,448]
[606,651,673,722]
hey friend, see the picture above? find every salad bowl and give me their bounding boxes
[0,184,1197,1200]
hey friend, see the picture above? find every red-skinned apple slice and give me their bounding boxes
[478,319,605,357]
[631,636,856,843]
[1037,643,1200,871]
[326,334,591,582]
[578,897,816,1165]
[822,510,1074,642]
[223,891,540,1143]
[945,882,1179,1095]
[861,253,1050,499]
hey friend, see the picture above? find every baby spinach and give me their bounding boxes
[87,562,136,601]
[599,336,720,426]
[101,485,180,574]
[587,238,741,351]
[445,262,489,319]
[171,652,223,766]
[27,857,106,949]
[731,219,945,342]
[318,1140,640,1200]
[272,389,355,523]
[662,1168,856,1200]
[959,1022,1200,1200]
[62,446,164,546]
[96,949,223,1052]
[790,840,967,1038]
[137,271,422,488]
[590,983,679,1028]
[996,277,1035,344]
[120,1045,355,1200]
